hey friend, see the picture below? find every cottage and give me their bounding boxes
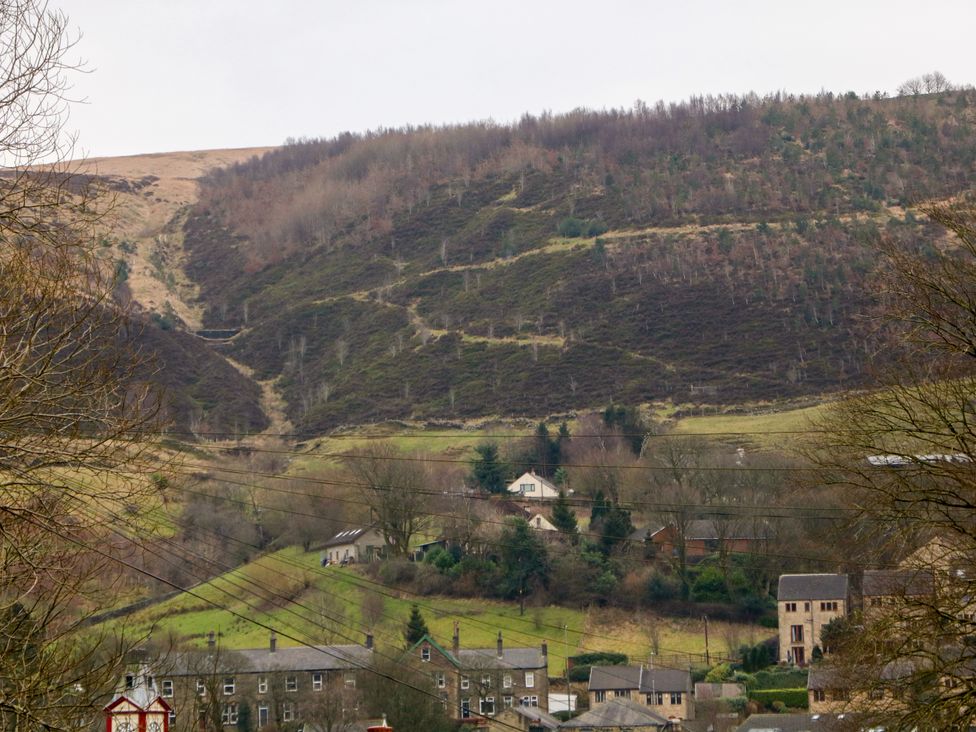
[526,512,559,533]
[861,568,933,617]
[407,627,549,722]
[734,712,862,731]
[506,472,561,500]
[559,697,671,730]
[588,665,694,721]
[777,574,849,665]
[320,527,385,564]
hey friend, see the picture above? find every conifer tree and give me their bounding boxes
[404,604,430,646]
[551,490,578,536]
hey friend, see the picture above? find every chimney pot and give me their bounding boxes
[497,631,503,658]
[452,621,460,656]
[541,641,548,657]
[270,631,277,653]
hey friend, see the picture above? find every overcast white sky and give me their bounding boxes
[54,0,976,159]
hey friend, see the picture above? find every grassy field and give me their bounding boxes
[669,402,831,451]
[118,546,773,676]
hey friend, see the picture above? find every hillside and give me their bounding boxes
[84,91,976,435]
[173,90,975,433]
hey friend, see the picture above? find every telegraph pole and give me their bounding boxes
[703,615,711,666]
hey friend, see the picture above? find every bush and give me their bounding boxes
[569,651,628,667]
[557,217,584,237]
[378,558,417,585]
[704,663,733,683]
[646,571,680,602]
[748,688,808,710]
[751,669,808,690]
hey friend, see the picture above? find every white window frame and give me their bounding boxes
[421,646,431,662]
[503,695,514,708]
[258,704,269,727]
[223,677,235,695]
[282,702,294,722]
[503,674,512,689]
[221,703,238,725]
[525,671,535,688]
[480,696,496,716]
[161,680,173,698]
[257,676,268,694]
[436,672,446,689]
[670,691,682,704]
[285,676,298,692]
[196,679,206,697]
[482,674,492,688]
[461,675,470,690]
[312,672,323,691]
[461,698,471,718]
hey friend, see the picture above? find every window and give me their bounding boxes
[285,676,298,692]
[480,696,495,716]
[503,674,512,689]
[482,674,492,688]
[461,698,471,718]
[785,602,797,612]
[421,646,431,662]
[312,672,322,691]
[595,690,607,703]
[161,680,173,698]
[804,602,811,611]
[168,712,176,728]
[223,677,235,695]
[525,671,535,688]
[647,691,663,705]
[221,703,238,726]
[461,675,470,690]
[125,674,134,689]
[820,601,839,612]
[790,625,804,643]
[196,679,206,697]
[258,704,269,727]
[282,702,294,722]
[813,689,826,702]
[670,692,682,705]
[835,689,850,701]
[792,646,805,665]
[344,672,356,688]
[521,483,534,493]
[257,676,268,694]
[435,672,446,689]
[503,695,514,708]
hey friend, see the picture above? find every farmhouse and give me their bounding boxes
[506,471,561,500]
[320,527,385,564]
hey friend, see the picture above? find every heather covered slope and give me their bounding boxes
[180,90,976,433]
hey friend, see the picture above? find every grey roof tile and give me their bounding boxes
[778,574,848,601]
[560,698,670,728]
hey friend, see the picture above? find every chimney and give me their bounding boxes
[365,633,374,650]
[452,621,460,656]
[207,631,216,650]
[270,631,277,653]
[497,631,503,659]
[541,641,548,659]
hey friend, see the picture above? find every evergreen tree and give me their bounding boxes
[404,604,430,646]
[590,490,610,524]
[471,442,506,493]
[551,491,578,536]
[499,518,549,615]
[599,506,634,555]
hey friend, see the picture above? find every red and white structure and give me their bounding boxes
[103,667,171,732]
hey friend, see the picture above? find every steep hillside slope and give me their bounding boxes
[181,91,976,433]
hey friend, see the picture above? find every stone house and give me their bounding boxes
[488,705,560,731]
[587,666,694,722]
[559,697,672,730]
[320,527,385,565]
[506,472,561,500]
[407,627,549,723]
[777,574,849,665]
[155,632,373,730]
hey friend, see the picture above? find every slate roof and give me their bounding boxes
[164,644,372,675]
[456,646,547,670]
[322,527,377,548]
[808,661,915,690]
[510,705,560,729]
[587,665,691,693]
[861,569,934,597]
[778,574,849,601]
[560,697,669,728]
[734,713,863,731]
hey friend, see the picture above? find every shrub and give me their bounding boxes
[569,651,628,667]
[646,571,680,602]
[557,217,584,237]
[748,688,808,710]
[704,663,733,683]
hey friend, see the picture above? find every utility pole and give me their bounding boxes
[703,615,710,666]
[564,624,571,713]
